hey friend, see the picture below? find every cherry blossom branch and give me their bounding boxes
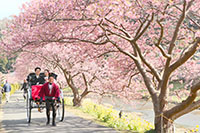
[171,100,200,120]
[165,81,200,119]
[134,57,158,98]
[99,18,132,41]
[186,0,195,11]
[98,21,138,61]
[168,0,187,55]
[59,37,109,45]
[132,42,161,82]
[134,13,154,41]
[127,72,140,87]
[169,37,200,72]
[159,0,188,110]
[101,34,158,97]
[103,28,132,41]
[104,18,132,38]
[80,73,93,100]
[47,18,94,22]
[134,14,150,38]
[4,40,40,55]
[155,20,171,59]
[187,15,200,29]
[71,72,81,79]
[88,75,98,85]
[174,1,200,29]
[100,16,158,97]
[105,37,138,61]
[97,50,118,58]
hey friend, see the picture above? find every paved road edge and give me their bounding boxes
[0,103,5,133]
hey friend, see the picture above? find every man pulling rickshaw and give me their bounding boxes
[25,67,64,125]
[39,74,60,126]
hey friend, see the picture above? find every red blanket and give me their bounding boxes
[31,85,43,100]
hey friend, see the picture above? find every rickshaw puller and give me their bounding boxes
[39,74,60,126]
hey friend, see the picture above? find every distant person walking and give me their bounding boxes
[3,80,12,102]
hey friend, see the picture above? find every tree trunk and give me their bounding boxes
[62,69,91,107]
[152,96,174,133]
[155,114,162,133]
[72,96,81,106]
[72,90,90,106]
[154,113,174,133]
[71,87,82,106]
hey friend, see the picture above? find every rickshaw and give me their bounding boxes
[26,73,65,123]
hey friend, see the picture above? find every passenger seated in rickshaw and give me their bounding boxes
[43,69,58,83]
[27,67,45,86]
[44,69,50,83]
[39,74,60,126]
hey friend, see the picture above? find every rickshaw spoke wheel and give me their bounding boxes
[26,91,31,123]
[57,98,64,122]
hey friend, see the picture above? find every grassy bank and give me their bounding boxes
[64,97,154,133]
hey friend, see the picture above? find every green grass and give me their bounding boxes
[62,87,73,93]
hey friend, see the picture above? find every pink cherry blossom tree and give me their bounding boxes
[36,0,200,132]
[77,1,200,132]
[2,0,200,132]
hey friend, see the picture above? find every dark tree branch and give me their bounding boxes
[168,0,187,55]
[46,18,94,22]
[80,73,92,99]
[97,50,118,58]
[155,20,171,59]
[104,18,132,38]
[165,81,200,119]
[171,100,200,120]
[132,41,161,82]
[134,13,154,41]
[159,0,188,110]
[169,37,200,72]
[135,14,150,38]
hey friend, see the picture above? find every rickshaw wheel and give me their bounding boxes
[57,98,64,122]
[26,93,32,123]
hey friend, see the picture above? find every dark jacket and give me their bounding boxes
[21,82,28,92]
[3,83,11,92]
[27,73,45,86]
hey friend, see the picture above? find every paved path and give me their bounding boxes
[0,91,118,133]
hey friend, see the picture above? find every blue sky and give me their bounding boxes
[0,0,30,19]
